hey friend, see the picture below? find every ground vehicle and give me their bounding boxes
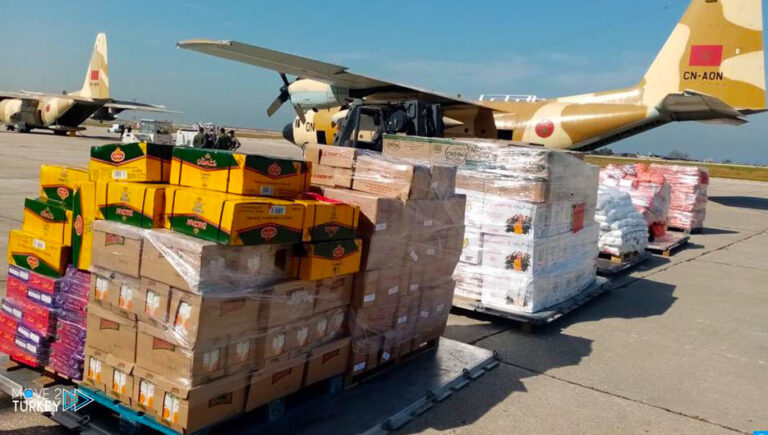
[122,119,173,144]
[175,128,199,146]
[107,123,125,134]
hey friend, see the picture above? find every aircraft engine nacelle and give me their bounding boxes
[39,98,74,126]
[91,106,119,121]
[288,79,349,110]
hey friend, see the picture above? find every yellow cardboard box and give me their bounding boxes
[39,165,90,207]
[71,181,98,270]
[97,182,166,229]
[295,194,359,242]
[165,187,305,245]
[7,230,69,277]
[290,239,363,281]
[22,197,72,246]
[90,143,173,182]
[170,148,309,197]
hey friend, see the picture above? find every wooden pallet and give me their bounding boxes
[647,233,690,257]
[451,277,609,332]
[344,337,439,389]
[668,226,703,235]
[597,251,651,276]
[3,359,76,389]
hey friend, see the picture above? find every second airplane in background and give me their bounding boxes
[0,33,176,135]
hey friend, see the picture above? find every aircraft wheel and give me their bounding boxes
[5,125,15,131]
[53,130,67,136]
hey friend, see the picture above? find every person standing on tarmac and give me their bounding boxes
[192,127,206,148]
[215,127,232,150]
[228,130,241,151]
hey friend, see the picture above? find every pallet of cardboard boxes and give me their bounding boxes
[304,144,465,380]
[82,144,363,433]
[379,135,601,316]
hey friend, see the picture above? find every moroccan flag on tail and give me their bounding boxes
[689,45,724,67]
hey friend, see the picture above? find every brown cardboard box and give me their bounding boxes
[310,164,354,189]
[245,354,307,412]
[140,229,292,294]
[304,337,350,386]
[318,187,408,237]
[137,278,171,325]
[286,319,313,351]
[361,233,407,271]
[456,170,488,193]
[260,324,291,360]
[226,335,265,375]
[259,280,316,329]
[89,267,140,320]
[86,303,137,362]
[83,346,109,392]
[351,267,407,308]
[307,308,346,344]
[435,195,467,228]
[352,155,431,201]
[132,366,249,433]
[484,177,549,203]
[105,353,135,404]
[91,220,144,277]
[349,303,397,338]
[348,336,381,376]
[304,144,361,169]
[314,275,352,313]
[395,294,419,332]
[427,165,457,199]
[167,288,261,347]
[136,321,228,387]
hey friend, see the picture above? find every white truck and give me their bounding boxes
[121,119,173,144]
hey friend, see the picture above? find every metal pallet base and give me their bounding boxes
[2,338,497,435]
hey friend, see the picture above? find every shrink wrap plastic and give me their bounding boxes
[596,186,649,256]
[599,164,671,228]
[649,164,708,230]
[87,220,351,388]
[378,138,600,315]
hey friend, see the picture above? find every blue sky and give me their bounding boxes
[1,0,767,164]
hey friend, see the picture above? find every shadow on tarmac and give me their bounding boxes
[402,278,677,435]
[709,195,768,211]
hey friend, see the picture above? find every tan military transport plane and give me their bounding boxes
[0,33,174,134]
[179,0,766,151]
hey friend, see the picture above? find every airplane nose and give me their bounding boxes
[282,122,294,144]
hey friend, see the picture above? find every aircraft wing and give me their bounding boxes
[0,90,96,103]
[0,91,41,102]
[176,39,487,107]
[104,101,181,114]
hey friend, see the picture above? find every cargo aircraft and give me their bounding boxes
[0,33,175,134]
[179,0,766,151]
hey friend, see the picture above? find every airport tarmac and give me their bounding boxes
[0,128,766,434]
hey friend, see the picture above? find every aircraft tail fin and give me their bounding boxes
[77,33,109,99]
[642,0,766,110]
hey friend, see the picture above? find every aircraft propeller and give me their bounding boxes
[267,73,306,123]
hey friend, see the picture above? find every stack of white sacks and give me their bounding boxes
[596,185,649,256]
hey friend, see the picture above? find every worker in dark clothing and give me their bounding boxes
[215,127,231,150]
[192,127,206,148]
[229,130,241,151]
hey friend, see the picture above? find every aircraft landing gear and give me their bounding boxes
[53,130,67,136]
[5,125,15,131]
[14,123,30,133]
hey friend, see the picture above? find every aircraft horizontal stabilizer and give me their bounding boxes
[659,91,748,125]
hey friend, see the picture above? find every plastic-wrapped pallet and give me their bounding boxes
[649,164,708,231]
[596,185,649,256]
[378,136,600,315]
[85,218,357,434]
[305,145,465,378]
[599,164,671,235]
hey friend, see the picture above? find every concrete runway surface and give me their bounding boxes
[0,128,766,434]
